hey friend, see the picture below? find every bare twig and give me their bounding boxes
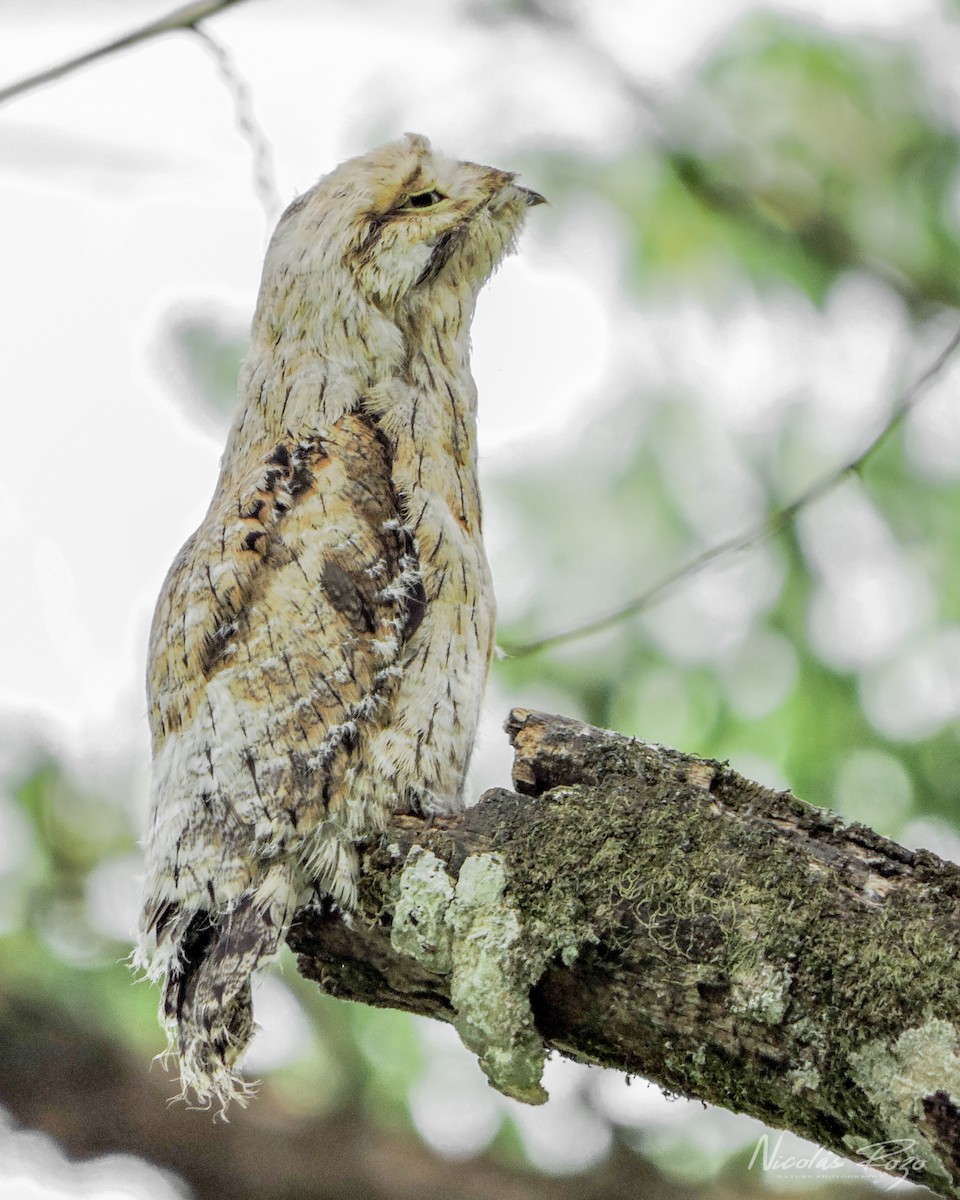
[503,323,960,658]
[190,26,281,223]
[0,0,251,108]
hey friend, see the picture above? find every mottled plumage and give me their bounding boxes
[135,134,543,1106]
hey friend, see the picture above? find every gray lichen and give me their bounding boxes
[390,844,588,1103]
[845,1019,960,1184]
[390,845,454,974]
[447,853,547,1103]
[730,960,791,1025]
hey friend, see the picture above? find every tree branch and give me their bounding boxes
[290,708,960,1199]
[0,996,883,1200]
[0,0,250,108]
[0,989,683,1200]
[502,323,960,658]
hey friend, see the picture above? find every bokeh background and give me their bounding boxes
[2,0,960,1197]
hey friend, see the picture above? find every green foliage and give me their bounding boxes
[546,15,960,309]
[154,309,246,432]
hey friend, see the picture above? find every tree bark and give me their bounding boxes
[290,708,960,1199]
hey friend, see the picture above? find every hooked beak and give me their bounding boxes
[521,187,548,207]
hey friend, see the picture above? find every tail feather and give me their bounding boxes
[164,903,264,1108]
[142,865,300,1109]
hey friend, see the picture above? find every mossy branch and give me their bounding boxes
[290,708,960,1198]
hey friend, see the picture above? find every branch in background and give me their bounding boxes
[0,994,664,1200]
[0,0,251,107]
[503,323,960,657]
[0,984,878,1200]
[291,709,960,1200]
[0,0,280,226]
[190,26,282,222]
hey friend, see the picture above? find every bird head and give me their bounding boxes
[260,134,545,327]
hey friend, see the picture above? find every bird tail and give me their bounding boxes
[139,864,299,1110]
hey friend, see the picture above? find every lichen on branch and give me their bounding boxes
[289,708,960,1200]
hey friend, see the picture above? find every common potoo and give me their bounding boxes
[136,134,544,1106]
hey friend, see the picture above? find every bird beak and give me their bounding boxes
[522,188,548,207]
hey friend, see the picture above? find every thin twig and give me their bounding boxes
[190,26,281,223]
[502,324,960,659]
[0,0,250,108]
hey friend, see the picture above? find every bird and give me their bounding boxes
[135,133,545,1108]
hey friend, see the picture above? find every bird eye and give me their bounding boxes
[404,189,445,210]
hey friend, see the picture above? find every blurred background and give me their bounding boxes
[2,0,960,1196]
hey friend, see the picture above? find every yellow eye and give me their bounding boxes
[404,189,445,210]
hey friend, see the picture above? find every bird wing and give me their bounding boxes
[145,409,426,911]
[139,410,425,1105]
